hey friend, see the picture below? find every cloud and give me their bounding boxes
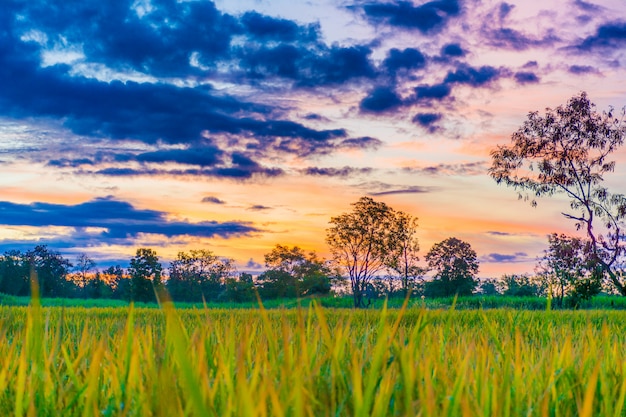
[247,205,273,211]
[360,87,403,113]
[444,64,506,87]
[412,112,443,129]
[136,147,224,167]
[404,161,487,176]
[413,83,452,102]
[568,65,597,74]
[383,48,427,74]
[0,197,259,240]
[357,0,462,33]
[244,258,263,270]
[0,0,384,180]
[576,22,626,51]
[369,185,434,196]
[302,166,374,177]
[481,252,529,263]
[514,71,540,84]
[440,43,465,57]
[202,196,226,204]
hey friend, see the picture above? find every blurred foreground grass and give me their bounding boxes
[1,294,626,416]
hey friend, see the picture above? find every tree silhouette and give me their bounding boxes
[490,92,626,295]
[326,196,397,308]
[425,237,478,297]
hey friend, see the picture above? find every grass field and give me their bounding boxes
[1,294,626,416]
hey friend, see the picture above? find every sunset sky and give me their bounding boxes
[0,0,625,277]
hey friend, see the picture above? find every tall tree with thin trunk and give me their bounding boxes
[326,196,397,308]
[386,211,422,295]
[490,92,626,295]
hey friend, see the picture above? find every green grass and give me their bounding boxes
[2,296,626,415]
[4,292,626,310]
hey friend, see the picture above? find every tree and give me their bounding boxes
[27,245,74,298]
[0,250,30,296]
[101,265,129,300]
[490,92,626,295]
[128,248,162,303]
[501,274,542,297]
[224,273,255,302]
[167,249,235,302]
[537,233,601,306]
[326,197,398,308]
[424,237,479,297]
[386,211,423,295]
[259,244,332,299]
[71,253,96,297]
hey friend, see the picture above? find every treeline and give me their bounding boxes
[0,245,338,303]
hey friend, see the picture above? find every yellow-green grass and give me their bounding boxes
[1,299,626,416]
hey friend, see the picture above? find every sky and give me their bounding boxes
[0,0,625,277]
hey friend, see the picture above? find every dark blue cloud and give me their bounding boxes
[514,71,539,84]
[0,197,259,239]
[360,87,403,113]
[568,65,596,74]
[136,147,224,167]
[383,48,427,73]
[0,0,382,174]
[413,83,452,101]
[444,64,504,86]
[358,0,461,33]
[482,252,528,263]
[412,112,442,128]
[498,3,515,20]
[441,43,465,57]
[241,11,316,42]
[577,22,626,50]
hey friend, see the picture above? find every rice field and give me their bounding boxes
[1,296,626,416]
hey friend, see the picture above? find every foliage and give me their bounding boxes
[326,196,400,308]
[167,249,235,302]
[536,233,602,306]
[490,92,626,295]
[501,274,542,297]
[424,237,479,297]
[258,244,332,299]
[224,273,256,302]
[26,245,73,298]
[128,248,162,303]
[385,211,423,295]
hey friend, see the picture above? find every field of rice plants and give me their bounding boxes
[2,297,626,416]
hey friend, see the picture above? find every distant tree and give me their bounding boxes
[128,248,162,303]
[490,92,626,295]
[0,250,30,296]
[167,249,235,302]
[424,237,479,297]
[27,245,74,298]
[258,244,332,299]
[477,278,501,296]
[326,197,398,308]
[537,233,601,306]
[71,253,97,297]
[501,274,542,297]
[86,271,114,299]
[224,273,255,302]
[101,265,129,300]
[386,211,423,296]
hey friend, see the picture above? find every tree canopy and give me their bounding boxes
[490,92,626,295]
